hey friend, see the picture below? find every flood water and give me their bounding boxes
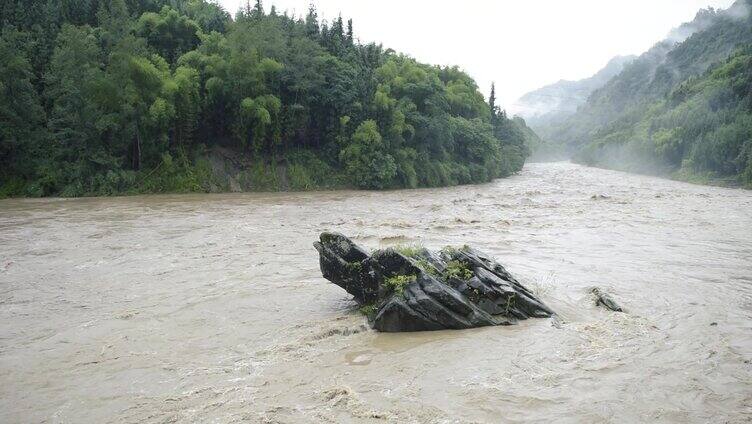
[1,162,751,423]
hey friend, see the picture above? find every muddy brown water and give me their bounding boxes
[1,162,751,423]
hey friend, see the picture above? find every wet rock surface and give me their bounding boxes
[314,232,555,332]
[592,288,624,312]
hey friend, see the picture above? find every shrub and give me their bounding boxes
[339,120,398,189]
[393,244,423,258]
[443,260,473,280]
[239,159,278,191]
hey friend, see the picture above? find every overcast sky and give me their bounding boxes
[217,0,736,111]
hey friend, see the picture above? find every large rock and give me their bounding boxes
[314,232,555,332]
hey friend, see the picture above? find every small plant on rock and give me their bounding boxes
[443,260,473,280]
[393,244,424,258]
[413,258,440,277]
[383,274,417,296]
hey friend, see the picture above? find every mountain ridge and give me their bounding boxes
[515,55,636,122]
[541,0,752,186]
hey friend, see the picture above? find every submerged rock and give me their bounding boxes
[591,288,624,312]
[313,232,555,332]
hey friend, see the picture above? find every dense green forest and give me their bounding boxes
[537,0,752,187]
[0,0,536,197]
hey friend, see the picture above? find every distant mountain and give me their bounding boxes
[514,55,636,124]
[513,55,635,159]
[545,0,752,185]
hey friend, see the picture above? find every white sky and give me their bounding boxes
[217,0,737,111]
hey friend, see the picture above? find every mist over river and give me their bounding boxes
[1,162,750,423]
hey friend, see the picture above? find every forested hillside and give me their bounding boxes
[577,45,752,184]
[544,0,752,186]
[0,0,533,197]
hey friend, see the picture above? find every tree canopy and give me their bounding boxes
[0,0,533,197]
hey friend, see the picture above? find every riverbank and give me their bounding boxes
[0,143,529,199]
[567,156,751,190]
[0,147,344,199]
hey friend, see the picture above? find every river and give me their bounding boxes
[0,162,750,423]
